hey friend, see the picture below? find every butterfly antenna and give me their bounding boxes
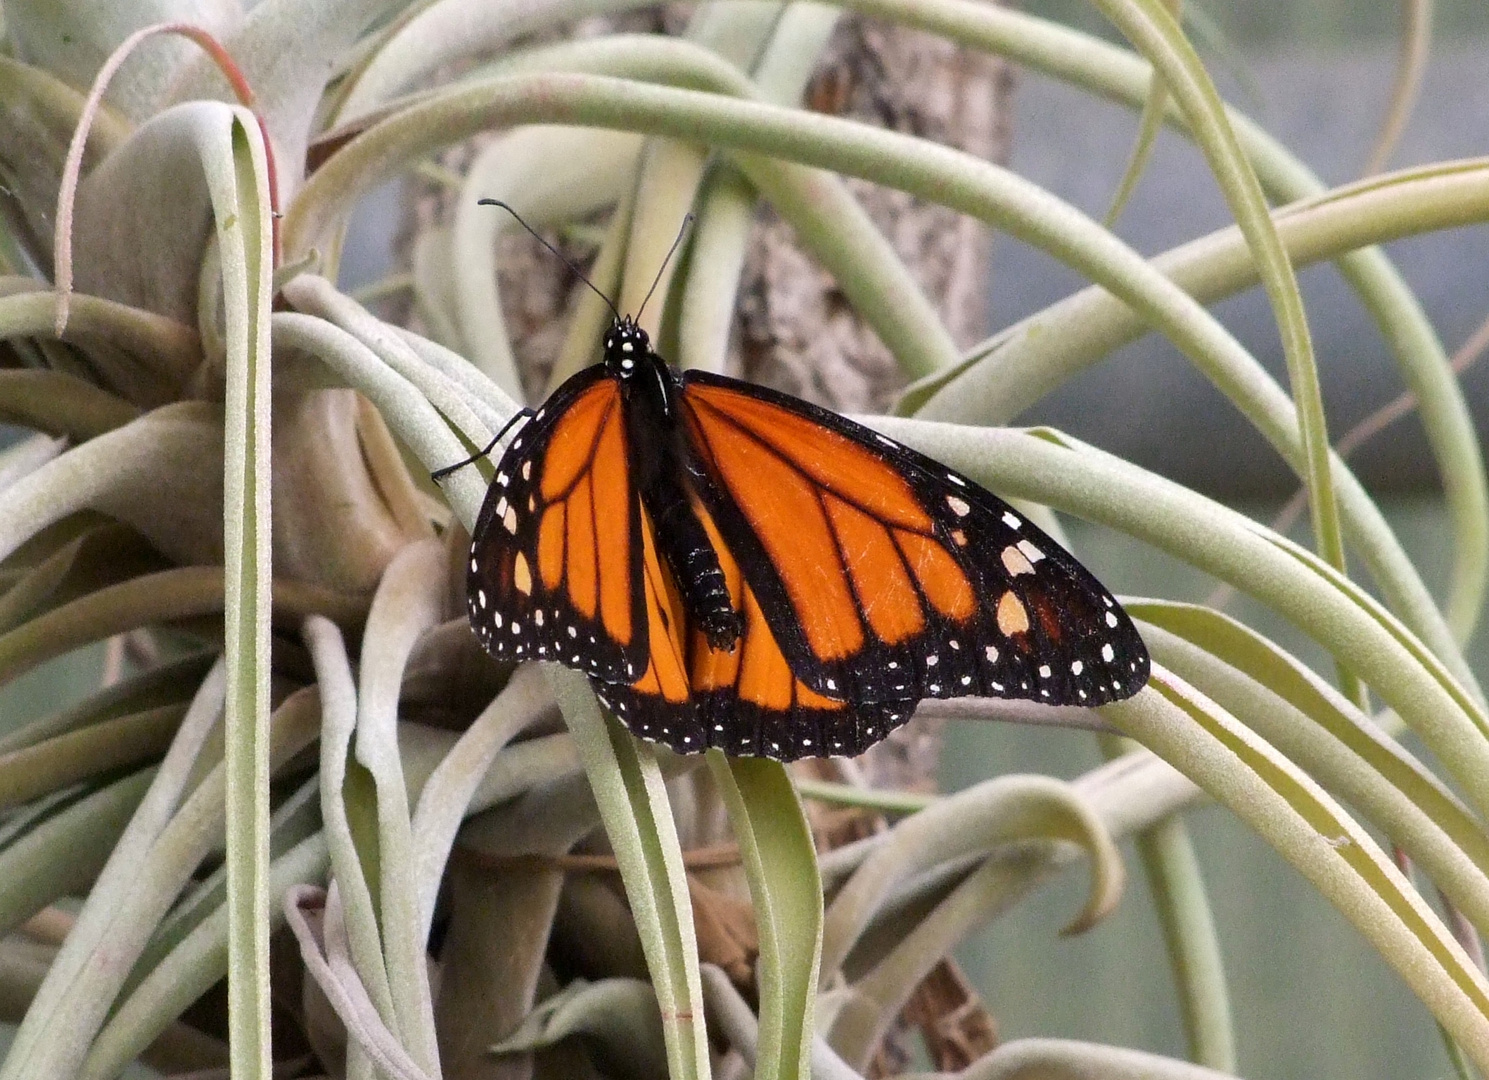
[634,213,695,326]
[477,199,621,323]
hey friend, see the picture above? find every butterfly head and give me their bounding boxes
[603,316,650,379]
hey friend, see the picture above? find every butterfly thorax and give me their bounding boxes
[604,317,676,416]
[605,317,743,652]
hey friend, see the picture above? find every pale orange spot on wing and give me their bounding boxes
[540,382,618,499]
[686,386,931,529]
[538,504,566,589]
[997,591,1030,636]
[685,401,863,661]
[1001,544,1036,576]
[824,494,923,645]
[895,530,975,620]
[590,405,632,646]
[566,476,597,619]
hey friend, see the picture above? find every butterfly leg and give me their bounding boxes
[430,408,535,482]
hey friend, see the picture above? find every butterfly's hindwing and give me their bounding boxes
[590,496,916,761]
[465,368,648,683]
[677,370,1149,708]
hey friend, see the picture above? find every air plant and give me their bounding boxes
[0,2,1487,1079]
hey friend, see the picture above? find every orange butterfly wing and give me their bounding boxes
[677,372,1147,708]
[463,343,1148,762]
[591,497,909,759]
[466,369,648,683]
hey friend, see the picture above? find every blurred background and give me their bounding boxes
[1007,1,1489,499]
[3,1,1487,1077]
[948,1,1489,1077]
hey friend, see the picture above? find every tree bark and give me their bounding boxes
[740,18,1015,794]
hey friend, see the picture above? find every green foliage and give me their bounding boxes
[0,1,1485,1078]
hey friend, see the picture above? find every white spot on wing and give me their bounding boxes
[1002,511,1021,529]
[947,495,971,517]
[1016,540,1045,563]
[1101,643,1116,662]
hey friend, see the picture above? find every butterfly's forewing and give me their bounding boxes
[465,368,648,683]
[677,370,1149,708]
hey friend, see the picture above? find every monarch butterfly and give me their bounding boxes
[441,205,1149,761]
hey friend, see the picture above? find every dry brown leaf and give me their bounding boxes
[688,874,759,993]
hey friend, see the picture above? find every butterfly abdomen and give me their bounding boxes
[648,490,740,648]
